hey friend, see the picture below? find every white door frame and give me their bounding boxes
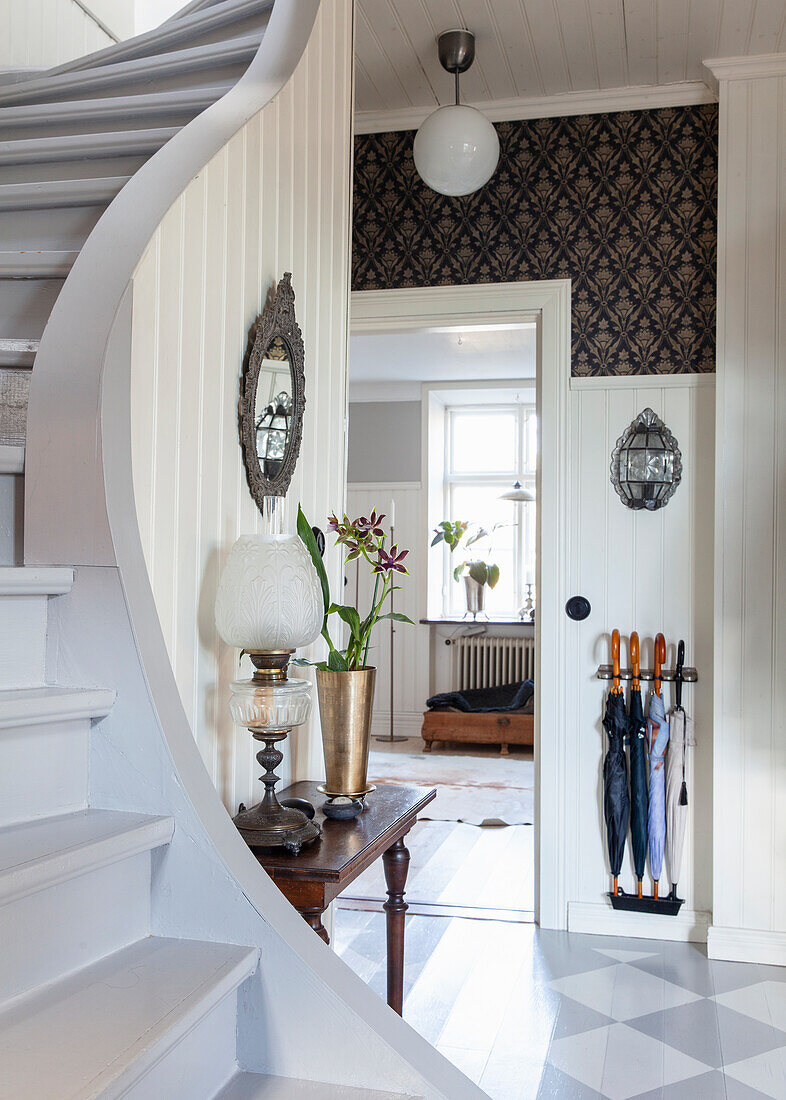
[350,281,573,930]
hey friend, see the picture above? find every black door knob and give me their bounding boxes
[565,596,591,621]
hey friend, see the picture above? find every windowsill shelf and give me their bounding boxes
[419,616,534,626]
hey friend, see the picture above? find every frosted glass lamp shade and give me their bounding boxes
[413,105,500,197]
[214,533,322,651]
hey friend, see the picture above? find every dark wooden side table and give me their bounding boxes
[253,781,436,1015]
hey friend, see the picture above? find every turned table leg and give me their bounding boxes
[301,906,330,945]
[383,835,410,1015]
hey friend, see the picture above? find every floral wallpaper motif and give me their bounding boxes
[353,105,718,376]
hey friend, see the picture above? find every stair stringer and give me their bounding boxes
[21,2,486,1097]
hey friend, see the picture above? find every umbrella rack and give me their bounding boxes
[599,637,697,918]
[596,665,698,683]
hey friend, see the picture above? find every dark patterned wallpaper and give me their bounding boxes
[353,105,718,376]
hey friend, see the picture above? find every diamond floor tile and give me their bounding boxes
[633,1069,728,1099]
[550,963,701,1022]
[626,997,724,1067]
[536,1063,605,1099]
[549,1023,712,1100]
[723,1048,786,1099]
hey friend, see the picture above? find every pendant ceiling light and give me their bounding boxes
[413,29,500,197]
[500,481,535,502]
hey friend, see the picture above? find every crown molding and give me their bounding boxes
[354,81,716,135]
[704,52,786,86]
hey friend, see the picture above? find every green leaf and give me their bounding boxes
[297,505,330,625]
[327,649,348,672]
[453,561,466,583]
[431,531,444,547]
[486,563,500,589]
[468,561,488,586]
[466,527,488,548]
[334,604,363,640]
[377,612,415,625]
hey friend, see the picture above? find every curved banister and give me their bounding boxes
[21,3,486,1095]
[25,0,317,567]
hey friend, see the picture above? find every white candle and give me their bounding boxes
[525,566,534,586]
[389,498,396,530]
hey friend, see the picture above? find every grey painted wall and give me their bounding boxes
[347,401,421,483]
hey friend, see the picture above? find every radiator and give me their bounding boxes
[452,635,536,691]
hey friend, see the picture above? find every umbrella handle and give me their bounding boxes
[675,639,685,708]
[654,632,665,696]
[630,631,640,690]
[611,628,621,693]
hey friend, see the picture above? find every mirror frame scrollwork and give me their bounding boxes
[239,272,306,506]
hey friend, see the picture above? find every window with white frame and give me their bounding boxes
[442,402,536,618]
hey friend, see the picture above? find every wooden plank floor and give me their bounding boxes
[343,820,534,914]
[334,912,551,1097]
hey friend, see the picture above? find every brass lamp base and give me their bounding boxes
[234,800,321,854]
[234,727,321,855]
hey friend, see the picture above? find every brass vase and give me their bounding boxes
[316,667,376,796]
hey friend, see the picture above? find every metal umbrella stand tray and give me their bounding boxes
[597,632,697,916]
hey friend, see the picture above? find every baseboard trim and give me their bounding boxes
[568,900,711,943]
[707,925,786,966]
[370,711,424,740]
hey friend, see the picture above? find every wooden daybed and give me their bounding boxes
[421,708,534,755]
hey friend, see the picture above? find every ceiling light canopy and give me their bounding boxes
[413,30,500,198]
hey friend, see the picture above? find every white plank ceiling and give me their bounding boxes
[355,0,786,129]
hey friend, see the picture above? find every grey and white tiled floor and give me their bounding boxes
[333,911,786,1099]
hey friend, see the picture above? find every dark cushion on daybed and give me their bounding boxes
[425,680,534,714]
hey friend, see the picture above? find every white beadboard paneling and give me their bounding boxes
[708,65,786,962]
[569,376,715,933]
[0,0,115,70]
[130,0,353,815]
[346,484,430,734]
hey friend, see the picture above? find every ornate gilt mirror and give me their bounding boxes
[239,273,305,506]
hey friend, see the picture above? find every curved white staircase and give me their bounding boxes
[0,0,272,471]
[0,3,486,1097]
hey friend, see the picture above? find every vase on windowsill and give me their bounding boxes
[295,505,413,798]
[463,574,486,619]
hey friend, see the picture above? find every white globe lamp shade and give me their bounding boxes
[413,104,499,197]
[214,533,323,652]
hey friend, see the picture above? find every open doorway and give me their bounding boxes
[331,279,572,1082]
[337,322,538,927]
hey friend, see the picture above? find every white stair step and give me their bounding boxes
[0,567,73,689]
[0,687,115,827]
[0,444,23,474]
[0,127,178,166]
[0,937,259,1100]
[0,566,73,595]
[0,83,233,133]
[216,1075,422,1099]
[0,685,115,729]
[0,250,77,277]
[0,35,262,108]
[0,337,38,366]
[0,811,173,1001]
[50,0,272,76]
[0,176,128,212]
[0,808,173,907]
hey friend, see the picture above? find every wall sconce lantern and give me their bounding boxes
[610,408,682,511]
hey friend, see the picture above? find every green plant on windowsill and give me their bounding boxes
[431,519,501,590]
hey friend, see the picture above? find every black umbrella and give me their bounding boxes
[627,631,648,899]
[603,629,630,896]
